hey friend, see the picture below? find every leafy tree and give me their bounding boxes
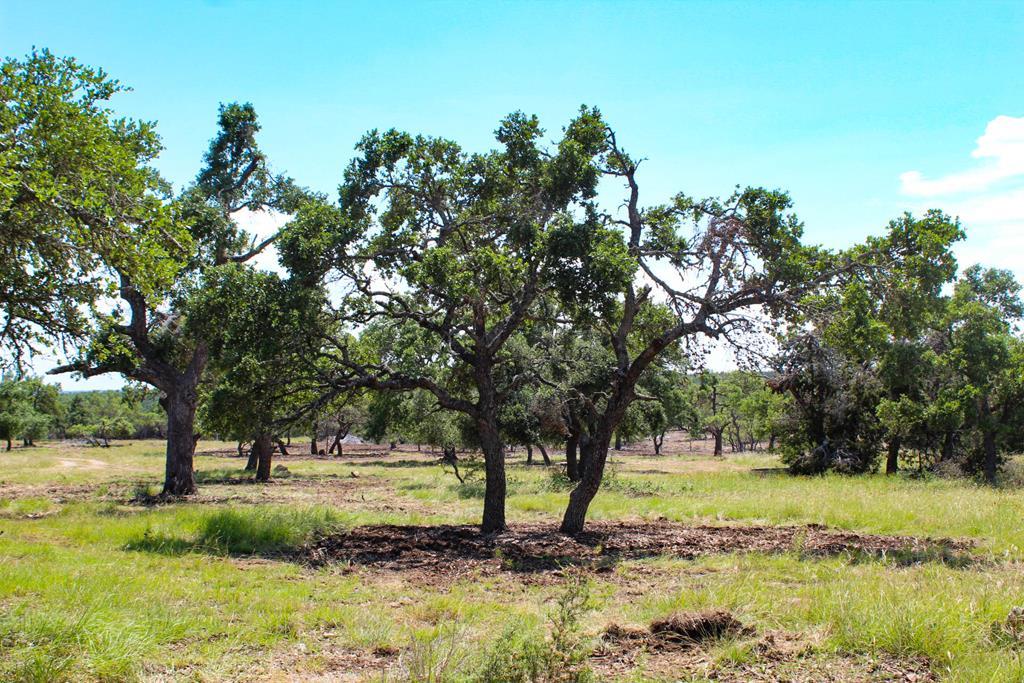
[193,265,324,481]
[614,364,691,455]
[772,333,885,473]
[691,372,727,456]
[0,378,60,449]
[771,211,964,475]
[1,50,184,371]
[849,212,962,473]
[54,102,307,494]
[942,266,1023,482]
[285,111,608,531]
[553,113,845,533]
[314,392,369,456]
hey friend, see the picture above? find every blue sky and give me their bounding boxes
[3,0,1023,388]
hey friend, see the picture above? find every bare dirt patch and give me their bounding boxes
[57,457,108,470]
[594,624,935,681]
[649,609,749,642]
[0,482,99,503]
[300,520,972,575]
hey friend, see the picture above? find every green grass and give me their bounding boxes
[1,440,1023,680]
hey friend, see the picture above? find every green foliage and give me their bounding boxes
[192,265,323,443]
[59,388,164,441]
[775,209,1023,479]
[774,334,886,473]
[0,50,188,370]
[0,378,63,446]
[474,573,596,683]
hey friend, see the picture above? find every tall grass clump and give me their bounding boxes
[196,506,343,554]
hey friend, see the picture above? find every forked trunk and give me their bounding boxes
[885,437,900,475]
[163,389,199,495]
[653,433,664,455]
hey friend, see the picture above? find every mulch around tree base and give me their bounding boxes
[299,519,972,574]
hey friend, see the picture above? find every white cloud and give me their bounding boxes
[900,115,1024,280]
[900,115,1024,197]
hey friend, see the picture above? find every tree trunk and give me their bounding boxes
[979,395,998,484]
[713,429,723,456]
[253,432,274,482]
[526,443,534,465]
[561,426,611,534]
[653,433,663,455]
[565,433,580,481]
[537,443,551,465]
[768,433,776,452]
[5,438,10,452]
[310,420,319,455]
[162,388,199,495]
[983,428,998,484]
[731,418,744,452]
[614,432,622,450]
[442,446,464,483]
[477,417,506,533]
[940,431,955,462]
[885,437,900,475]
[245,444,258,471]
[276,439,289,456]
[471,353,508,533]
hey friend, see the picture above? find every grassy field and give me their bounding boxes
[1,438,1023,682]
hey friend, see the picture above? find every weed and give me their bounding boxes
[391,624,467,682]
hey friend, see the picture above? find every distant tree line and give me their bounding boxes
[0,380,165,448]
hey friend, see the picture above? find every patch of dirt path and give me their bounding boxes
[300,519,971,575]
[57,457,108,470]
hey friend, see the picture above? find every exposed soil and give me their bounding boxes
[594,623,936,681]
[0,471,436,518]
[649,609,749,642]
[0,482,99,504]
[57,457,108,470]
[300,519,972,575]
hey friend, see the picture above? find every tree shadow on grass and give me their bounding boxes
[345,458,462,469]
[299,521,978,576]
[125,513,977,575]
[124,507,343,558]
